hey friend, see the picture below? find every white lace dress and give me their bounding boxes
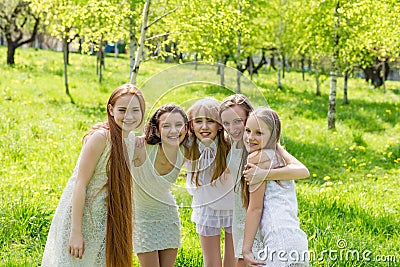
[131,144,183,254]
[227,141,264,259]
[258,149,309,267]
[41,132,135,267]
[186,139,234,236]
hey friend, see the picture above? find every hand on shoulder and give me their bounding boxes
[247,149,272,165]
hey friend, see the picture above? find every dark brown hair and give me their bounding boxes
[144,104,188,145]
[242,107,283,209]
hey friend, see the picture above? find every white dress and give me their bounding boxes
[186,138,234,236]
[258,149,309,267]
[131,144,183,253]
[227,141,264,259]
[41,131,135,267]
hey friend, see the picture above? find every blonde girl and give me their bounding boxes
[219,94,309,267]
[42,84,145,267]
[186,98,234,267]
[242,107,309,267]
[132,104,188,267]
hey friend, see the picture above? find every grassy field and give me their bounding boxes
[0,46,399,266]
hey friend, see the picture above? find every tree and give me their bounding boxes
[0,0,40,65]
[31,0,85,103]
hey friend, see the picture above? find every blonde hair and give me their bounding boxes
[242,107,284,209]
[187,98,230,186]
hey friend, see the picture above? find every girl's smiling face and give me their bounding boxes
[220,105,247,141]
[243,115,271,153]
[158,112,187,146]
[192,117,221,143]
[109,94,142,133]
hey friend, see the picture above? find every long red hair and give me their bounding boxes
[85,84,145,266]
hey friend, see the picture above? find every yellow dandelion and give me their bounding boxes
[312,173,317,177]
[334,147,339,151]
[358,146,366,151]
[385,109,392,114]
[346,168,351,173]
[343,163,347,167]
[387,152,393,157]
[323,176,330,181]
[352,158,357,162]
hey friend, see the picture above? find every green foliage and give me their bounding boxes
[0,47,399,266]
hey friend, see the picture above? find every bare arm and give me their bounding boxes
[69,131,106,259]
[242,179,266,266]
[244,144,309,185]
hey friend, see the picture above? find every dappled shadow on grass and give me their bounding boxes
[298,194,399,249]
[283,136,396,181]
[258,82,399,133]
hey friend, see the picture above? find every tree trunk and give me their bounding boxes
[282,54,285,79]
[343,70,349,104]
[236,1,242,93]
[382,60,386,93]
[328,1,340,130]
[98,37,104,83]
[130,0,151,85]
[277,54,282,89]
[194,53,198,70]
[218,59,225,87]
[7,43,16,65]
[63,38,74,104]
[301,55,305,81]
[115,42,119,58]
[315,64,321,96]
[129,17,138,76]
[247,56,254,80]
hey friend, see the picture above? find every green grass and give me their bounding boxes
[0,46,399,266]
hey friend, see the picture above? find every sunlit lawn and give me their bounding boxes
[0,46,399,266]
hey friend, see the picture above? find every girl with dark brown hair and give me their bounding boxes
[42,84,145,267]
[131,104,188,267]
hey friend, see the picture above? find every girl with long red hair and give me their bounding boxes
[42,84,145,267]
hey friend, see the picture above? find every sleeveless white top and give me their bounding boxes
[131,144,184,253]
[186,138,234,229]
[258,149,309,266]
